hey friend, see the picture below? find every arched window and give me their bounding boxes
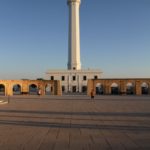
[0,84,5,95]
[141,82,149,95]
[29,84,38,95]
[96,83,103,95]
[13,84,21,95]
[126,83,134,95]
[111,83,119,95]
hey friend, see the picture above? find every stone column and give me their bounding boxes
[87,80,93,96]
[7,82,13,96]
[120,81,126,95]
[135,81,141,95]
[54,81,62,96]
[105,84,110,95]
[148,83,150,95]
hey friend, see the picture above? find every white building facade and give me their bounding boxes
[45,0,102,93]
[46,69,102,93]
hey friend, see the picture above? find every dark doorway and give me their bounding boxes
[141,83,149,95]
[0,84,5,95]
[96,87,103,95]
[62,86,65,92]
[142,87,148,95]
[29,84,38,95]
[111,87,119,95]
[126,83,134,95]
[82,86,87,93]
[72,86,76,93]
[111,83,119,95]
[13,84,21,95]
[126,87,134,95]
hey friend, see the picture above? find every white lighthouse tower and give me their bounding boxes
[67,0,81,70]
[46,0,102,93]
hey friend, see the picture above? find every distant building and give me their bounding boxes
[46,69,102,93]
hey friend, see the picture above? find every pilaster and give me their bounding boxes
[104,84,110,95]
[135,81,141,95]
[87,80,93,96]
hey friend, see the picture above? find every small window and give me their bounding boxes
[83,76,87,81]
[94,75,98,79]
[62,76,65,81]
[73,76,76,81]
[51,76,54,80]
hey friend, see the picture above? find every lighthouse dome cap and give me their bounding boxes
[67,0,81,4]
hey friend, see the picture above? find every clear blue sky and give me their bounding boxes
[0,0,150,79]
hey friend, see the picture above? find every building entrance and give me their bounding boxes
[72,86,76,92]
[82,86,87,93]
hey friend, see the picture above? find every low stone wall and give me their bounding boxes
[0,80,62,96]
[87,78,150,96]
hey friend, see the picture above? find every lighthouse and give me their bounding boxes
[67,0,81,70]
[46,0,102,93]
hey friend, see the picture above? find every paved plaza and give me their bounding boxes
[0,95,150,150]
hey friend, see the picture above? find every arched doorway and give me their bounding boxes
[29,84,38,95]
[111,83,119,95]
[45,84,51,95]
[13,84,21,95]
[96,83,103,95]
[141,82,149,95]
[0,84,5,95]
[126,83,134,95]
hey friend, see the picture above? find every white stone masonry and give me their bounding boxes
[67,0,81,70]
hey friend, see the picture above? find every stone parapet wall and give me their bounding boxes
[0,80,62,96]
[87,78,150,96]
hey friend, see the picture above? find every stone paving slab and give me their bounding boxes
[0,95,150,150]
